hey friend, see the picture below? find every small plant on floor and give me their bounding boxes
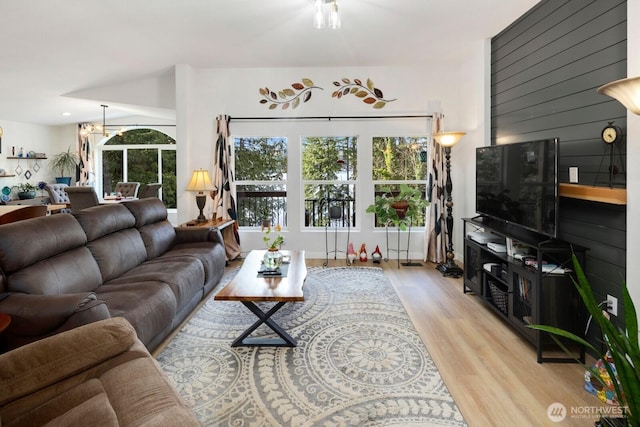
[529,254,639,426]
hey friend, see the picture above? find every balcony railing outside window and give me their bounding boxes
[237,190,287,227]
[304,198,355,227]
[236,191,357,228]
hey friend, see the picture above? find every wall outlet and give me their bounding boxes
[607,294,618,316]
[569,167,579,183]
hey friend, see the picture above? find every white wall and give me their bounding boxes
[626,1,639,307]
[0,120,73,197]
[173,65,469,259]
[449,39,491,261]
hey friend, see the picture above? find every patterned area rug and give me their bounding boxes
[157,267,467,426]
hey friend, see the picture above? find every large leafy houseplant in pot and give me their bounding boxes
[529,254,639,426]
[365,183,428,231]
[51,147,79,186]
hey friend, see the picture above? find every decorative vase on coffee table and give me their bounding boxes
[263,248,283,271]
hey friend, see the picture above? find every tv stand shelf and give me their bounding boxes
[463,216,587,363]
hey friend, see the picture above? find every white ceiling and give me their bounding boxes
[0,0,539,126]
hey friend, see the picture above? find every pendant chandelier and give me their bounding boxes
[79,105,125,137]
[313,0,340,30]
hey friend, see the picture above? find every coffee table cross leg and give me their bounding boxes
[232,301,297,347]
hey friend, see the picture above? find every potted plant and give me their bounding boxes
[328,205,342,220]
[365,183,429,231]
[50,147,79,185]
[262,224,284,271]
[14,182,36,199]
[529,254,639,426]
[257,204,274,230]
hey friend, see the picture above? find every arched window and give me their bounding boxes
[96,129,176,208]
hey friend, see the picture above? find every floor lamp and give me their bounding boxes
[433,131,465,278]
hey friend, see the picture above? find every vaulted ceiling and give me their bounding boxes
[0,0,539,125]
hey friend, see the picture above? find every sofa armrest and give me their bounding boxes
[175,226,224,246]
[0,317,136,406]
[0,293,111,351]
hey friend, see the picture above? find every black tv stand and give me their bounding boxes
[462,217,587,363]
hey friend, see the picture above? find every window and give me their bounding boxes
[234,137,287,227]
[99,129,176,208]
[371,136,428,227]
[302,136,357,228]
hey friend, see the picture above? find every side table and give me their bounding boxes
[0,313,11,333]
[179,217,239,260]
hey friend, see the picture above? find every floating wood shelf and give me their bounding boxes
[0,174,16,178]
[6,156,47,160]
[559,183,627,205]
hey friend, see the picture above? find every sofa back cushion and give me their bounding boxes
[74,204,147,282]
[0,214,102,294]
[73,204,136,242]
[123,198,177,260]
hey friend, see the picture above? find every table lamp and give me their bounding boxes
[186,169,214,223]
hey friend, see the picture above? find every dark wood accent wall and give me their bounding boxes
[491,0,627,345]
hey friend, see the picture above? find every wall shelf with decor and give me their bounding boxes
[559,183,626,205]
[6,156,47,160]
[463,216,587,363]
[0,174,16,178]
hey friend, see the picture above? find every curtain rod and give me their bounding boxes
[97,124,176,127]
[229,115,432,122]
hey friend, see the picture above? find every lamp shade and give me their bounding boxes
[186,169,214,193]
[597,76,640,115]
[433,131,466,147]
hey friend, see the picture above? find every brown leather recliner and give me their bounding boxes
[0,317,200,426]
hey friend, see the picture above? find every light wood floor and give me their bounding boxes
[157,256,606,426]
[306,258,605,427]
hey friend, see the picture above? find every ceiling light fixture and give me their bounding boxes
[80,105,117,137]
[100,104,109,137]
[313,0,340,30]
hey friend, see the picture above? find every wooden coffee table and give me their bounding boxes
[215,250,306,347]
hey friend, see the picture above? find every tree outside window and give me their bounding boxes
[372,136,428,227]
[302,136,357,228]
[101,129,176,208]
[234,137,287,227]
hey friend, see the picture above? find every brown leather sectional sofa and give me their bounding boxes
[0,198,226,353]
[0,317,201,426]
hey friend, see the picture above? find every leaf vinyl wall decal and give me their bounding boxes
[331,77,397,109]
[258,78,323,110]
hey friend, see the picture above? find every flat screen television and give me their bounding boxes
[476,138,559,238]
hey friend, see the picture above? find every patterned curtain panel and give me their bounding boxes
[211,114,241,260]
[78,123,94,186]
[424,113,447,263]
